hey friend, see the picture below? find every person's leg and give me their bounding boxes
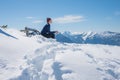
[41,34,48,38]
[41,33,55,39]
[50,33,55,39]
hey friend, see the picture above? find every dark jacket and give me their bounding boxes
[41,23,55,35]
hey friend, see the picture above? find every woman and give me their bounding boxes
[41,18,58,39]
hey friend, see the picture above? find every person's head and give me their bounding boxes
[47,18,52,24]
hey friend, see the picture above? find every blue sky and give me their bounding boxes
[0,0,120,32]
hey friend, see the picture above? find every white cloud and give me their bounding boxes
[32,20,43,24]
[26,17,35,19]
[53,15,85,24]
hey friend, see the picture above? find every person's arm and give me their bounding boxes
[47,24,58,34]
[46,24,54,34]
[50,31,56,33]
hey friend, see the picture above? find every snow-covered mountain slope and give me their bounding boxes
[0,28,41,80]
[56,31,120,46]
[0,28,120,80]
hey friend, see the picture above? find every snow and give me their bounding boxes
[0,28,120,80]
[82,31,96,40]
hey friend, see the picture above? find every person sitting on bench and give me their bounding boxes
[41,18,58,39]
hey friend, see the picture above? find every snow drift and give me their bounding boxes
[0,28,120,80]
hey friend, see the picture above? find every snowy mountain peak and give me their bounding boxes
[56,31,120,46]
[82,31,96,40]
[100,31,120,36]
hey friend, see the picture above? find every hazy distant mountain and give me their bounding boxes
[56,31,120,46]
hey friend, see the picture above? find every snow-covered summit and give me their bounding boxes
[0,28,120,80]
